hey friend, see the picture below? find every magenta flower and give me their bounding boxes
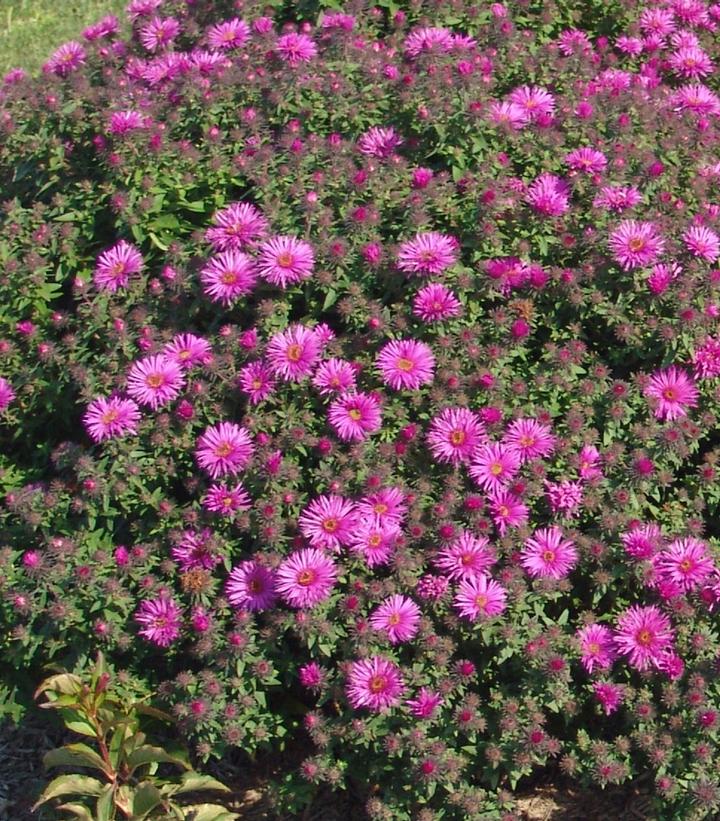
[655,538,715,592]
[312,358,357,396]
[593,185,643,212]
[299,662,326,691]
[692,336,720,379]
[508,85,556,121]
[348,519,399,567]
[127,0,163,22]
[298,494,359,552]
[565,147,608,174]
[668,46,713,79]
[682,224,720,261]
[577,624,617,673]
[405,688,443,719]
[397,232,458,276]
[404,26,454,58]
[46,42,86,76]
[0,377,15,412]
[328,391,382,442]
[205,202,268,252]
[521,527,579,579]
[171,529,220,572]
[426,407,486,466]
[257,236,315,288]
[201,251,257,305]
[108,111,147,135]
[370,595,421,644]
[163,334,212,369]
[226,561,277,611]
[578,445,604,480]
[594,681,624,715]
[503,418,556,462]
[609,220,665,270]
[357,126,404,158]
[454,575,508,621]
[346,657,405,711]
[136,596,182,647]
[376,339,435,390]
[644,366,699,421]
[139,16,181,51]
[435,531,496,580]
[412,283,462,322]
[486,101,530,130]
[672,84,720,116]
[275,548,337,608]
[488,489,529,536]
[469,442,521,492]
[266,325,322,382]
[207,18,250,50]
[545,480,584,517]
[83,396,141,442]
[202,482,252,516]
[356,487,408,525]
[526,173,570,216]
[195,422,255,478]
[126,355,185,410]
[622,523,664,561]
[275,32,317,65]
[614,605,675,671]
[94,240,144,292]
[237,361,276,404]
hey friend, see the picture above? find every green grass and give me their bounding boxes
[0,0,127,75]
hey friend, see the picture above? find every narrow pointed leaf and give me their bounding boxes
[55,802,94,820]
[44,743,113,776]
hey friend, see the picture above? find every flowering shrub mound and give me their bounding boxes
[4,0,720,818]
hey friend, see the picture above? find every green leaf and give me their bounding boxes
[95,784,115,821]
[32,775,105,809]
[55,802,94,820]
[34,673,83,700]
[182,805,240,821]
[127,745,191,775]
[44,743,112,776]
[172,773,231,795]
[132,781,164,818]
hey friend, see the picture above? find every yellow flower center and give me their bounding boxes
[396,357,414,372]
[286,343,303,362]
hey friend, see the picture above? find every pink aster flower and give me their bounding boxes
[404,26,454,59]
[435,531,496,580]
[257,235,315,288]
[370,594,421,644]
[614,605,675,671]
[357,126,403,158]
[412,283,462,322]
[328,391,382,442]
[577,624,617,673]
[622,523,664,561]
[126,355,185,410]
[526,174,570,216]
[469,442,521,492]
[406,688,443,719]
[108,110,147,135]
[692,336,720,379]
[202,482,252,516]
[609,220,665,270]
[578,445,604,480]
[594,681,624,715]
[397,232,458,276]
[668,46,714,79]
[488,489,529,536]
[503,418,555,463]
[163,334,212,369]
[348,519,400,567]
[508,85,556,121]
[427,407,486,466]
[207,18,250,50]
[195,422,255,478]
[275,32,317,65]
[94,240,144,292]
[521,527,579,579]
[682,224,720,261]
[136,596,182,647]
[454,575,508,621]
[226,561,277,611]
[346,657,405,711]
[237,361,276,404]
[275,548,337,608]
[545,480,584,517]
[83,14,120,41]
[672,84,720,117]
[266,325,322,382]
[565,147,608,174]
[171,528,220,571]
[126,0,162,22]
[0,378,15,412]
[200,251,257,306]
[376,339,435,390]
[299,662,326,691]
[205,202,268,252]
[46,42,86,76]
[357,487,408,526]
[298,494,359,552]
[646,262,681,295]
[655,537,715,592]
[312,358,357,396]
[486,101,530,130]
[644,366,699,421]
[139,16,180,51]
[592,185,643,212]
[83,395,141,442]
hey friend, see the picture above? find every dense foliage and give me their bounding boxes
[3,0,720,817]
